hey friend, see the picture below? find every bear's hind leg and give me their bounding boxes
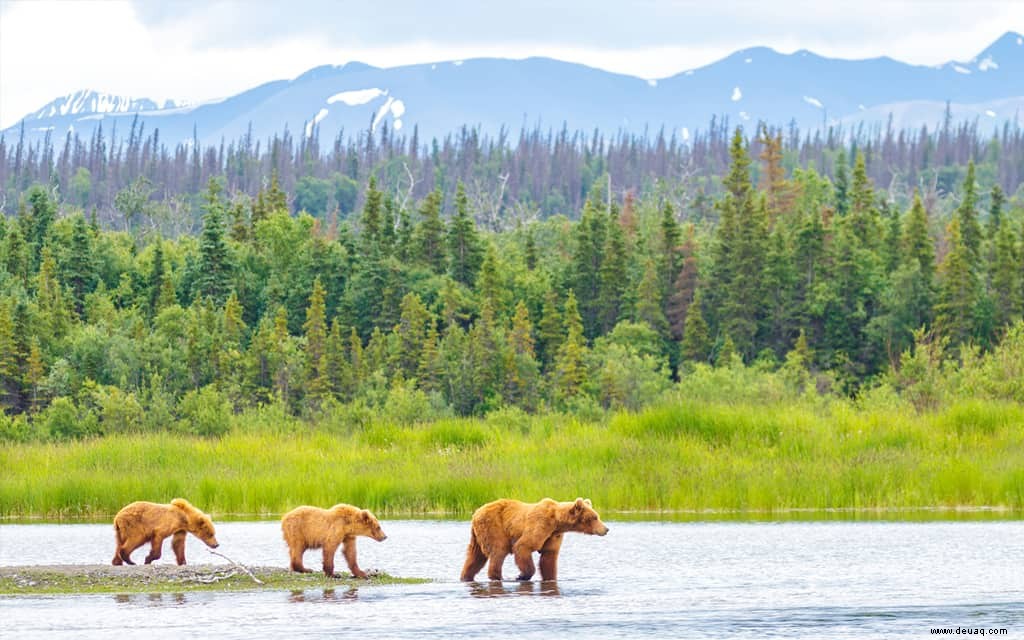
[321,542,340,577]
[119,534,148,565]
[112,523,125,565]
[289,544,311,573]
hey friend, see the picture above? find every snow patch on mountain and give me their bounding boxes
[327,88,384,106]
[978,56,998,71]
[953,65,972,74]
[372,97,395,131]
[803,96,823,108]
[305,108,330,136]
[731,87,742,101]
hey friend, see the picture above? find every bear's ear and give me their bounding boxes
[361,509,371,523]
[583,498,592,507]
[570,498,584,516]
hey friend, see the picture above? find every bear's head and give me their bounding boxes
[356,509,388,542]
[562,498,609,536]
[173,499,219,548]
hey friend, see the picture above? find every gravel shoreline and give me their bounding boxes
[0,565,425,595]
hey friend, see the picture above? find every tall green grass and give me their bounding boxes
[3,397,1024,520]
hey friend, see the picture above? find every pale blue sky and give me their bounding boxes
[1,0,1022,128]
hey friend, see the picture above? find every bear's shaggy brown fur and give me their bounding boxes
[111,498,219,566]
[460,497,609,582]
[280,504,387,578]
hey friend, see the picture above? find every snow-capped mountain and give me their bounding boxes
[5,32,1022,146]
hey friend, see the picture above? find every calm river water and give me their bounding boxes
[2,520,1024,638]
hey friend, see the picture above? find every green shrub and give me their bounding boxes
[176,385,232,437]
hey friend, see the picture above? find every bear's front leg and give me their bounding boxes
[512,541,536,581]
[539,533,563,581]
[172,531,188,565]
[343,537,367,579]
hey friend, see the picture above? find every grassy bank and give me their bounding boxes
[0,565,426,595]
[3,397,1024,519]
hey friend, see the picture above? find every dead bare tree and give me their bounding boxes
[397,161,418,214]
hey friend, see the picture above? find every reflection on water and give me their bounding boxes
[112,592,188,606]
[288,587,359,603]
[467,580,561,598]
[3,520,1024,639]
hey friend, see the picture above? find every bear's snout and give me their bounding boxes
[207,539,220,548]
[376,533,388,542]
[596,524,609,536]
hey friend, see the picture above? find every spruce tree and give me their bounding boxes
[597,216,628,332]
[0,301,19,410]
[956,160,982,269]
[476,244,503,312]
[36,248,72,341]
[571,197,607,338]
[833,150,849,216]
[147,240,167,317]
[659,201,682,306]
[635,259,670,338]
[414,189,446,273]
[935,217,978,346]
[393,292,431,378]
[991,220,1021,327]
[193,178,234,305]
[507,300,540,409]
[448,182,484,286]
[360,176,384,256]
[303,277,330,404]
[65,214,95,317]
[667,227,699,341]
[552,290,587,400]
[537,288,562,367]
[680,290,711,363]
[266,169,288,215]
[987,184,1005,240]
[416,319,443,392]
[902,193,934,283]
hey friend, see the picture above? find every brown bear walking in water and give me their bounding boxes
[460,497,609,582]
[111,498,219,566]
[281,504,387,578]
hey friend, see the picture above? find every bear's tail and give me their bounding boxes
[460,527,487,582]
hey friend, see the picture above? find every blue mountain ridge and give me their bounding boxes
[5,31,1022,147]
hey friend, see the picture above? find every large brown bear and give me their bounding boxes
[111,498,219,566]
[281,504,387,578]
[460,497,609,582]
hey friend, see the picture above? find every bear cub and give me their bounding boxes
[281,504,387,578]
[111,498,219,566]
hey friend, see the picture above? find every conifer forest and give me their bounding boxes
[1,117,1023,446]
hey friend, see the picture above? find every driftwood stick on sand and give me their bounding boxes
[206,548,265,585]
